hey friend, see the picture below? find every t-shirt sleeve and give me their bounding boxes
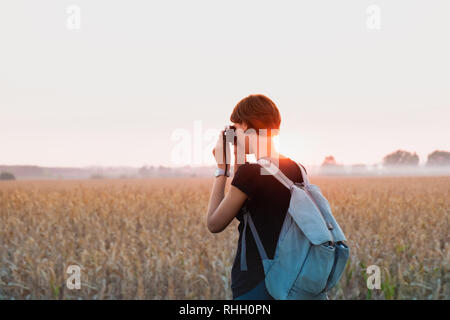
[231,164,259,199]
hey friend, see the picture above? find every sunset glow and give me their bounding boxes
[0,1,448,168]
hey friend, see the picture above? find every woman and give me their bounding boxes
[206,94,307,300]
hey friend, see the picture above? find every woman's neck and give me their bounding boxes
[254,136,286,161]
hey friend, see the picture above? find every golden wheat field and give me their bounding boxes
[0,176,448,300]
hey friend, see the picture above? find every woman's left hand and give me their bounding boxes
[212,130,230,171]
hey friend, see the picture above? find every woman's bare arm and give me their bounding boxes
[206,177,247,233]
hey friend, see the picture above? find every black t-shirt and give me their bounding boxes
[230,157,306,299]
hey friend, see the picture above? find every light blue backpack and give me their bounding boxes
[240,158,349,300]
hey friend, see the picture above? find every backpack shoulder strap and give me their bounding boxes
[257,158,294,190]
[240,207,268,271]
[296,162,310,186]
[257,158,309,189]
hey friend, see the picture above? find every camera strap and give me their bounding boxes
[223,131,228,176]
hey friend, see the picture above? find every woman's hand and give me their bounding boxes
[233,143,242,174]
[212,130,230,171]
[233,127,247,174]
[207,128,248,233]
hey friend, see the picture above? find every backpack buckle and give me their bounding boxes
[326,222,334,230]
[295,182,305,189]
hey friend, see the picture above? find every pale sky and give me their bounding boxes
[1,0,449,167]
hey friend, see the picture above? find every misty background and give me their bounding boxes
[0,1,449,178]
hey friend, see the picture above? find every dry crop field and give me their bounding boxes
[0,176,448,300]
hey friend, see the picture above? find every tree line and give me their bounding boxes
[322,150,450,167]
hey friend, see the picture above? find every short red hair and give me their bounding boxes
[230,94,281,135]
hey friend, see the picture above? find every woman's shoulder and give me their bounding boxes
[234,163,261,178]
[281,157,307,174]
[235,159,306,175]
[231,163,262,198]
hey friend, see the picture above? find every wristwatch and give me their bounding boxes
[214,168,230,177]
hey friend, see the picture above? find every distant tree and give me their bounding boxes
[427,150,450,166]
[320,155,343,175]
[138,165,150,177]
[0,172,16,180]
[383,150,419,166]
[321,155,338,167]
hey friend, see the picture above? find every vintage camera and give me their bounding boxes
[223,125,237,146]
[222,125,236,175]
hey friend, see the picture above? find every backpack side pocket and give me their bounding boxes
[324,242,350,291]
[289,242,335,296]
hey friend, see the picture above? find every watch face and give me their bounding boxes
[215,168,227,177]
